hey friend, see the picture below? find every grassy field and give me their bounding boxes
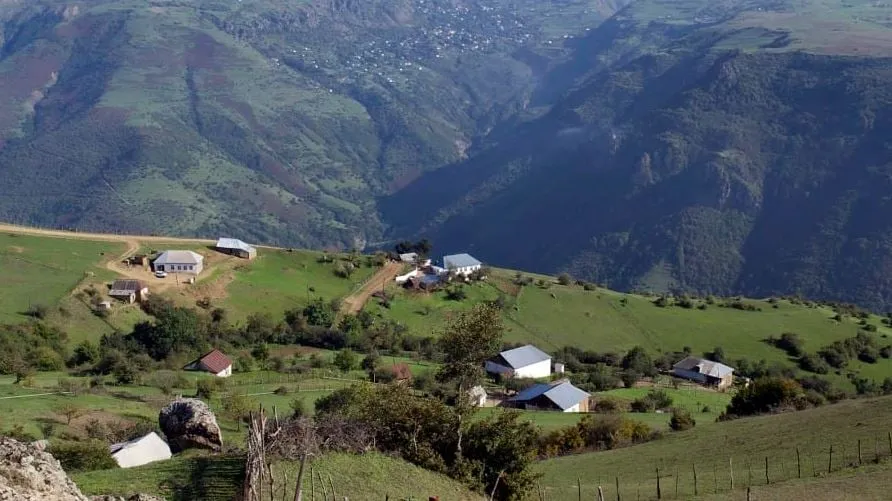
[536,396,892,500]
[0,233,124,325]
[74,452,478,500]
[218,249,379,321]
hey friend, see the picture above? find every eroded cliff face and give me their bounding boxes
[0,437,89,501]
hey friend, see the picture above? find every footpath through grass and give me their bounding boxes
[537,396,892,500]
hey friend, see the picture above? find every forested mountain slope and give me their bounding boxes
[0,0,623,247]
[384,0,892,310]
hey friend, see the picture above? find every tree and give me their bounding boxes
[55,402,84,425]
[251,343,270,370]
[437,304,504,455]
[302,298,335,327]
[361,352,380,377]
[333,348,358,372]
[464,411,540,500]
[222,393,253,431]
[621,346,657,378]
[69,341,100,367]
[557,273,572,286]
[289,397,308,418]
[669,408,696,431]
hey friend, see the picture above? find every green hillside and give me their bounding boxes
[73,452,479,500]
[537,395,892,500]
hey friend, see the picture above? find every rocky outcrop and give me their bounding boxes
[0,437,88,501]
[158,398,223,453]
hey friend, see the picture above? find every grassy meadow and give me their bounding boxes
[537,396,892,500]
[0,233,124,325]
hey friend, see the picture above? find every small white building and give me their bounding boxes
[486,345,552,379]
[184,349,233,377]
[443,253,482,276]
[110,432,171,468]
[509,379,590,413]
[108,279,149,304]
[399,252,418,263]
[216,238,257,259]
[153,250,204,275]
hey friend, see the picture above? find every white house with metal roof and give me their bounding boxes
[486,344,552,379]
[110,432,171,468]
[443,253,482,276]
[509,379,590,412]
[672,356,735,390]
[153,250,204,275]
[216,238,257,259]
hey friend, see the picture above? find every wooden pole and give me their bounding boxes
[656,467,661,500]
[746,487,751,501]
[615,477,621,501]
[747,458,752,487]
[577,477,582,501]
[729,457,734,490]
[489,472,504,501]
[598,486,605,501]
[713,463,718,493]
[764,457,770,485]
[311,468,315,501]
[877,436,881,464]
[317,471,328,501]
[796,447,801,479]
[858,439,863,465]
[674,467,679,498]
[293,453,308,501]
[329,474,336,501]
[888,432,892,456]
[828,445,834,474]
[693,464,698,496]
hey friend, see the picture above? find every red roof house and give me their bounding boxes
[184,349,233,377]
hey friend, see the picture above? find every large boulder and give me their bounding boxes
[0,437,88,501]
[158,398,223,453]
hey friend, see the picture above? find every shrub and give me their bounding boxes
[333,349,358,372]
[669,408,695,431]
[722,377,804,419]
[594,397,627,413]
[49,440,117,473]
[881,346,892,359]
[196,378,227,399]
[274,386,290,395]
[576,414,653,450]
[557,273,572,286]
[798,353,830,374]
[630,389,672,412]
[853,377,878,396]
[772,333,805,357]
[582,282,597,291]
[858,346,879,364]
[25,304,48,319]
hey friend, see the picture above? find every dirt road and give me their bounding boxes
[340,261,404,315]
[0,223,216,245]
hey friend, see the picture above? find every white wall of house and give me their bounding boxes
[112,434,171,468]
[214,365,232,378]
[513,359,552,379]
[451,264,481,276]
[562,403,581,413]
[157,262,204,275]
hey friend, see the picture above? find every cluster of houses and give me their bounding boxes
[395,252,483,286]
[472,344,735,413]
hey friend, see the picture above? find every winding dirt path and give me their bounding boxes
[341,261,404,315]
[0,223,216,244]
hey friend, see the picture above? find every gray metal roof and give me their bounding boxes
[510,380,590,411]
[443,253,482,269]
[216,238,256,253]
[154,250,204,265]
[110,432,165,454]
[673,356,734,378]
[499,344,551,369]
[399,252,418,262]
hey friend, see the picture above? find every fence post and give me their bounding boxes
[577,477,582,501]
[692,464,698,496]
[674,467,679,498]
[828,445,834,474]
[713,463,718,493]
[796,447,801,479]
[746,487,751,501]
[615,477,621,501]
[729,457,734,490]
[877,436,881,464]
[598,486,605,501]
[888,432,892,456]
[764,457,769,485]
[656,467,661,500]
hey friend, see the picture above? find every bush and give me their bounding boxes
[722,377,804,419]
[593,397,627,413]
[26,304,48,319]
[669,408,695,431]
[196,378,227,399]
[798,353,830,374]
[772,333,804,357]
[576,414,653,450]
[557,273,572,286]
[49,440,117,473]
[881,346,892,359]
[630,389,673,412]
[858,346,880,364]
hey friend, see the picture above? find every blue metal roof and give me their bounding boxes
[499,345,551,369]
[510,380,590,411]
[443,253,482,269]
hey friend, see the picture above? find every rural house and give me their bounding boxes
[216,237,257,259]
[672,356,735,390]
[184,349,233,377]
[508,379,590,413]
[399,252,418,263]
[153,250,204,275]
[443,253,482,276]
[110,432,171,468]
[108,279,149,303]
[486,344,552,379]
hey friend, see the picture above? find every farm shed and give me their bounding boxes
[672,356,735,390]
[216,237,257,259]
[184,349,233,378]
[110,432,171,468]
[153,250,204,275]
[108,279,149,303]
[486,345,552,379]
[508,379,590,413]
